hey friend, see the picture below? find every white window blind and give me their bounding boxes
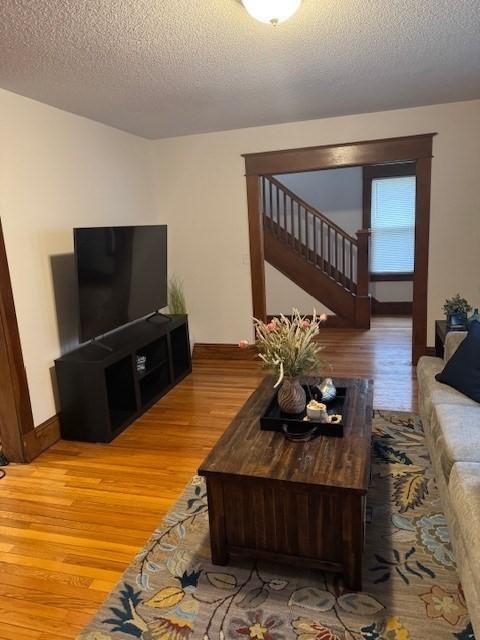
[370,175,416,274]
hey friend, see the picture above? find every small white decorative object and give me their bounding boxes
[317,377,337,403]
[329,414,342,424]
[306,400,328,422]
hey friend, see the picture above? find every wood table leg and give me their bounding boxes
[342,494,365,590]
[206,477,229,565]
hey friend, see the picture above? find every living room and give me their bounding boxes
[0,1,479,639]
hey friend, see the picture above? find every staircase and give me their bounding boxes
[261,176,371,328]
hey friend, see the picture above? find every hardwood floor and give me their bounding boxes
[0,317,416,639]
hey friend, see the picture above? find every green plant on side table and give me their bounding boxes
[443,294,472,329]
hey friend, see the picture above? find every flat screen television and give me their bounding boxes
[74,225,167,342]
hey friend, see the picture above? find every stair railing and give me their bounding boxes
[261,176,372,295]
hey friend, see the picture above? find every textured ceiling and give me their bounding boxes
[1,0,479,139]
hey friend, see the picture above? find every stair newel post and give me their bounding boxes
[355,229,372,329]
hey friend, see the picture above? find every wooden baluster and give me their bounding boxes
[305,209,310,262]
[269,179,274,234]
[320,220,324,271]
[334,230,338,281]
[313,216,317,267]
[297,202,301,252]
[342,236,346,287]
[299,207,303,255]
[327,226,331,276]
[304,209,308,259]
[290,197,294,250]
[276,183,280,233]
[350,240,354,291]
[262,177,268,228]
[284,190,287,243]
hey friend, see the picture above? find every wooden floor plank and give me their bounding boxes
[0,317,416,637]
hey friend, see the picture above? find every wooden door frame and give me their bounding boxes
[243,133,436,363]
[0,219,35,462]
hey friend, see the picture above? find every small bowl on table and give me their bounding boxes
[306,400,328,422]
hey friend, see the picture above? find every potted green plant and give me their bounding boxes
[168,276,187,315]
[443,294,472,329]
[240,309,326,414]
[168,276,194,352]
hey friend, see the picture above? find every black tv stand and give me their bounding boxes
[146,311,173,324]
[55,315,191,443]
[90,337,114,352]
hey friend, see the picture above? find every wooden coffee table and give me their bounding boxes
[198,376,373,590]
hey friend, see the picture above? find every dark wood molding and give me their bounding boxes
[372,300,413,316]
[412,156,432,364]
[193,343,259,361]
[193,315,359,363]
[370,272,413,282]
[243,134,435,176]
[362,168,372,231]
[244,134,435,364]
[267,314,353,328]
[363,163,416,180]
[24,414,61,461]
[246,175,266,322]
[0,219,35,462]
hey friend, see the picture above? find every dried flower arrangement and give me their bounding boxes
[240,308,326,385]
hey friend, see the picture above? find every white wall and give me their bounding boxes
[265,264,331,316]
[371,281,413,303]
[151,100,480,346]
[274,167,363,237]
[0,89,156,426]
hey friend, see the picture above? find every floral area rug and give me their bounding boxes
[78,411,474,640]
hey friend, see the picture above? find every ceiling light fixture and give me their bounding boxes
[242,0,302,25]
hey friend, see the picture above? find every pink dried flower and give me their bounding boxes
[320,313,327,322]
[238,339,249,349]
[266,322,276,332]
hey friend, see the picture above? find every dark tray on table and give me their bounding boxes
[260,385,347,440]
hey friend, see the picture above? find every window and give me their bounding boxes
[370,175,416,274]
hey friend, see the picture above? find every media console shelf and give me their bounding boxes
[55,315,191,442]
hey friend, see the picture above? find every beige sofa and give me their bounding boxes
[418,331,480,636]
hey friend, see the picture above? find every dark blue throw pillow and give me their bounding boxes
[436,321,480,403]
